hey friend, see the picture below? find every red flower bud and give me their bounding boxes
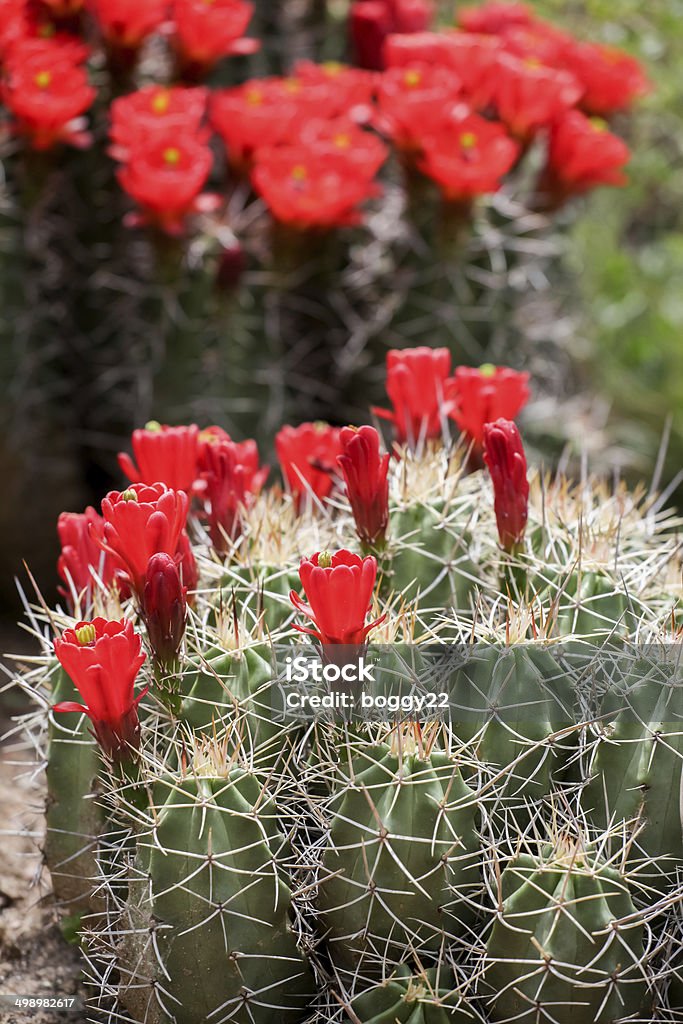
[350,0,433,70]
[118,422,200,493]
[290,549,385,645]
[141,553,186,668]
[53,617,147,761]
[197,435,268,551]
[276,422,343,509]
[57,506,127,607]
[483,418,529,552]
[447,364,530,448]
[373,346,453,445]
[97,483,189,600]
[337,426,389,548]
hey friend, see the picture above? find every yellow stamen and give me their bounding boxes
[34,70,52,89]
[151,90,171,114]
[590,117,608,133]
[479,363,496,377]
[334,133,351,149]
[460,132,477,150]
[163,147,182,166]
[323,61,344,76]
[291,164,308,182]
[246,88,263,105]
[145,420,163,433]
[318,551,333,568]
[284,78,302,94]
[403,70,422,87]
[120,489,139,502]
[75,623,97,646]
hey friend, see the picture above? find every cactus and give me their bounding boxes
[350,963,481,1024]
[483,838,650,1024]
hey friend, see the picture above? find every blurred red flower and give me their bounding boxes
[211,79,302,167]
[98,483,189,599]
[373,346,453,445]
[448,364,530,447]
[350,0,435,70]
[117,130,218,233]
[89,0,168,49]
[375,64,462,150]
[458,1,532,34]
[276,422,343,507]
[385,31,502,110]
[251,147,381,229]
[490,54,582,140]
[290,118,388,175]
[53,617,147,761]
[562,41,650,116]
[109,85,209,159]
[338,426,390,548]
[293,61,376,122]
[483,418,529,552]
[418,110,519,200]
[197,435,268,550]
[118,422,200,493]
[540,110,630,204]
[171,0,258,72]
[1,38,94,149]
[291,549,383,645]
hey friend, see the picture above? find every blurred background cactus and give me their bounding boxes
[0,0,679,624]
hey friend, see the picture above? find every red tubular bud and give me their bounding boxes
[483,418,529,552]
[290,549,385,646]
[141,553,187,668]
[338,426,390,548]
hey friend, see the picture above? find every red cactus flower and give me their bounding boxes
[483,418,529,552]
[562,41,650,117]
[338,426,390,549]
[141,553,186,668]
[375,65,462,150]
[211,79,302,168]
[1,38,95,149]
[458,1,532,34]
[490,54,582,141]
[385,31,502,110]
[418,110,519,200]
[292,61,375,122]
[118,422,200,493]
[89,0,169,49]
[98,483,189,600]
[448,364,530,448]
[539,110,630,205]
[197,436,268,550]
[295,119,389,177]
[350,0,434,70]
[171,0,258,72]
[276,422,343,507]
[53,617,147,761]
[373,347,453,445]
[117,130,218,234]
[57,507,125,606]
[290,549,384,645]
[109,86,209,160]
[0,0,27,61]
[251,147,382,229]
[498,21,574,67]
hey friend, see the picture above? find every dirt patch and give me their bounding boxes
[0,705,86,1024]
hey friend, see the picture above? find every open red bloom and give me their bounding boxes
[211,79,302,168]
[447,364,530,447]
[197,436,268,550]
[385,31,502,110]
[291,550,384,645]
[458,1,532,34]
[293,61,375,122]
[54,618,147,761]
[142,553,186,668]
[338,426,390,548]
[109,86,209,160]
[375,64,462,150]
[483,418,529,552]
[562,41,650,117]
[117,130,217,234]
[118,422,200,493]
[498,21,574,67]
[171,0,258,71]
[251,147,381,229]
[98,483,189,600]
[540,110,630,203]
[90,0,169,48]
[373,347,453,445]
[1,38,94,149]
[295,119,388,176]
[276,422,343,507]
[57,507,125,607]
[490,54,582,140]
[418,110,519,200]
[350,0,434,70]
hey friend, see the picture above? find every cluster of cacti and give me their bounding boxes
[9,343,682,1024]
[0,0,653,614]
